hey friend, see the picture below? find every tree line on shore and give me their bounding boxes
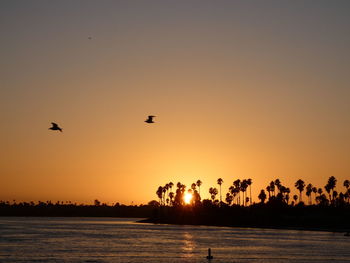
[1,176,349,218]
[155,176,350,207]
[0,200,154,217]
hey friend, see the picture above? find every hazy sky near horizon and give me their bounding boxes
[1,1,350,204]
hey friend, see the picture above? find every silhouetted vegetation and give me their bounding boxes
[0,201,155,218]
[2,176,349,232]
[145,177,350,232]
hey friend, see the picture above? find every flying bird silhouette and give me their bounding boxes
[145,115,156,123]
[49,122,63,132]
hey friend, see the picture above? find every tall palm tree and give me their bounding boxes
[324,185,331,202]
[295,179,305,202]
[164,184,169,203]
[174,182,185,206]
[191,183,196,191]
[269,181,275,197]
[326,176,337,202]
[229,185,237,205]
[258,189,267,204]
[344,180,350,204]
[266,185,271,201]
[346,189,350,204]
[306,183,313,205]
[225,193,233,205]
[247,178,252,205]
[162,186,167,205]
[233,179,241,205]
[177,182,182,189]
[283,187,290,204]
[312,187,317,204]
[209,187,218,203]
[169,192,174,206]
[241,179,248,206]
[217,178,223,204]
[316,193,329,205]
[285,193,290,204]
[156,186,163,205]
[180,184,186,193]
[169,182,174,193]
[274,179,281,193]
[196,180,202,196]
[332,190,338,201]
[293,194,298,204]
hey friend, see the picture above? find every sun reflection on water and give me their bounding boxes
[181,232,196,258]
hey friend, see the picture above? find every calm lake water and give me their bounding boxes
[0,217,349,263]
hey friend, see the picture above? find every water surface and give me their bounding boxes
[0,217,349,262]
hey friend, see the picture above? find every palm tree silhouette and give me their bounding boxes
[306,183,313,205]
[274,179,281,193]
[258,189,267,204]
[174,182,186,206]
[169,182,174,199]
[217,178,223,204]
[316,193,329,205]
[317,188,323,204]
[241,179,248,206]
[344,180,350,190]
[269,181,275,197]
[196,180,202,197]
[344,180,350,204]
[233,179,241,205]
[247,178,252,205]
[312,187,317,205]
[325,185,331,202]
[332,190,338,201]
[156,186,163,205]
[293,194,298,205]
[326,176,337,203]
[169,192,174,206]
[209,187,218,204]
[191,183,196,191]
[346,189,350,204]
[225,192,233,205]
[176,182,182,189]
[164,184,169,203]
[162,187,167,205]
[266,185,271,201]
[285,191,290,204]
[229,185,237,205]
[295,179,305,202]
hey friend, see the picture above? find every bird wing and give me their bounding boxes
[51,122,58,128]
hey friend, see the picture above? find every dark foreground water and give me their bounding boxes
[0,217,349,263]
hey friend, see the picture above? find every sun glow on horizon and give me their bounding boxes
[184,192,193,205]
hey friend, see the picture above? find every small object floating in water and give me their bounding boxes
[206,248,213,260]
[345,232,350,236]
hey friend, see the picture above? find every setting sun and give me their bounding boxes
[184,192,193,204]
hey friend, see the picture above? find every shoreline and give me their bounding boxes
[137,217,350,233]
[0,214,348,234]
[138,205,350,234]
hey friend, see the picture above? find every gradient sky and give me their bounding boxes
[1,1,350,205]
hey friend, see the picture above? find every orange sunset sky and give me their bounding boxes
[1,1,350,205]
